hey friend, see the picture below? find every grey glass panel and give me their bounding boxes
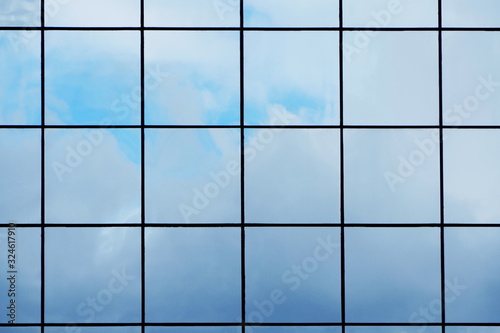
[246,228,341,323]
[344,0,437,27]
[145,0,239,27]
[245,129,340,223]
[45,0,140,27]
[145,129,240,223]
[444,130,500,223]
[45,228,141,323]
[344,129,440,223]
[145,31,239,125]
[445,228,500,323]
[443,32,500,126]
[45,129,141,223]
[45,31,140,125]
[443,0,500,27]
[344,31,438,125]
[345,228,441,322]
[244,0,339,27]
[146,227,241,322]
[244,31,339,125]
[0,227,40,323]
[0,129,41,223]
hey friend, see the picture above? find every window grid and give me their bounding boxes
[1,0,499,332]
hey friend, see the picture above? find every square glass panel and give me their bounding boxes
[244,31,339,125]
[0,129,41,223]
[344,0,437,27]
[146,227,241,322]
[0,31,40,125]
[443,0,500,27]
[145,31,239,125]
[343,31,438,125]
[45,0,140,27]
[445,227,500,323]
[244,0,339,27]
[345,228,441,322]
[45,129,141,223]
[45,228,141,323]
[245,129,340,223]
[444,130,500,223]
[145,129,240,223]
[145,0,239,27]
[45,31,140,125]
[0,227,41,323]
[344,129,440,223]
[443,32,500,126]
[0,0,40,27]
[246,228,341,323]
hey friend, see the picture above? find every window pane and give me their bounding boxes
[246,228,341,323]
[145,0,239,27]
[244,0,339,27]
[443,32,500,126]
[0,0,40,27]
[0,31,40,125]
[45,31,140,126]
[445,228,500,323]
[0,129,41,223]
[343,31,438,125]
[145,31,239,125]
[443,0,500,27]
[344,129,440,223]
[444,130,500,223]
[245,129,340,223]
[146,227,241,322]
[145,129,240,223]
[345,228,441,322]
[344,0,437,27]
[45,228,141,323]
[45,129,141,223]
[0,227,40,323]
[45,0,140,27]
[244,31,339,125]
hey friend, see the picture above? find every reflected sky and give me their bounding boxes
[246,228,341,323]
[345,228,441,323]
[0,129,41,223]
[145,31,239,125]
[343,31,438,125]
[244,31,339,125]
[0,228,41,323]
[45,31,140,125]
[2,1,500,331]
[0,30,40,125]
[146,227,241,322]
[45,129,141,223]
[244,0,339,27]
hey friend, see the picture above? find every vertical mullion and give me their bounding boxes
[438,0,446,332]
[240,0,246,332]
[140,0,146,331]
[40,0,46,331]
[339,1,345,333]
